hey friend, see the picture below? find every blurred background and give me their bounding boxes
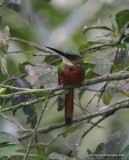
[0,0,129,158]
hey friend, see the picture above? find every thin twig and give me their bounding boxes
[2,96,46,112]
[1,72,129,113]
[10,37,53,54]
[97,83,108,108]
[18,97,129,140]
[68,117,106,156]
[10,33,125,55]
[85,91,99,108]
[79,32,125,54]
[82,116,108,139]
[23,99,49,160]
[1,72,129,98]
[2,74,27,85]
[97,47,120,107]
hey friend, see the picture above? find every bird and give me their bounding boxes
[46,47,85,125]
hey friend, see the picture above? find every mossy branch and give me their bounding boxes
[0,72,129,99]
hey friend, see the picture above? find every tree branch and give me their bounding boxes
[0,72,129,113]
[1,72,129,99]
[18,98,129,140]
[23,99,48,160]
[10,32,125,55]
[79,32,125,54]
[10,37,53,54]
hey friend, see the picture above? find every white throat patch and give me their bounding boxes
[62,56,73,66]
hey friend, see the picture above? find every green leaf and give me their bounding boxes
[0,132,23,158]
[95,143,105,160]
[84,63,95,79]
[83,25,112,34]
[123,36,129,48]
[63,126,78,138]
[19,62,33,74]
[113,49,129,72]
[79,41,104,50]
[37,146,48,156]
[44,55,61,66]
[0,132,19,144]
[0,87,11,107]
[6,0,23,12]
[0,87,6,94]
[117,43,127,49]
[115,10,129,31]
[124,36,129,42]
[78,87,87,100]
[0,144,23,158]
[95,143,105,154]
[102,86,115,105]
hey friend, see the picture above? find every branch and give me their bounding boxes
[18,98,129,140]
[82,116,108,139]
[23,99,48,160]
[79,32,125,54]
[0,72,129,112]
[84,72,129,85]
[1,72,129,99]
[10,37,53,54]
[10,32,125,55]
[1,96,46,112]
[64,72,129,89]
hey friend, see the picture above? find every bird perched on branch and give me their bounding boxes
[46,47,85,125]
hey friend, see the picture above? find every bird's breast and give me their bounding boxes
[59,65,85,85]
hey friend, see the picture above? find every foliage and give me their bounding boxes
[0,132,23,158]
[86,131,128,160]
[0,0,129,159]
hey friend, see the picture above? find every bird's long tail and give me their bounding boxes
[65,89,74,125]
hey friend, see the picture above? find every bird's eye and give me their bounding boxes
[69,67,73,71]
[66,55,74,60]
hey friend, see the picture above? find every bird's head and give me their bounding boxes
[46,47,82,66]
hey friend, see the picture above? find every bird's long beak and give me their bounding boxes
[46,47,67,58]
[46,46,73,66]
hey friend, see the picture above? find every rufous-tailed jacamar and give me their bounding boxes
[46,47,85,125]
